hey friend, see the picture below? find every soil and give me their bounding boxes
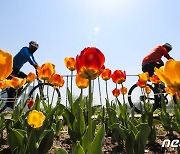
[48,124,180,154]
[1,125,180,154]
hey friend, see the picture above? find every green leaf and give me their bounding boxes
[7,128,26,151]
[125,131,135,154]
[153,119,162,125]
[106,98,110,108]
[63,108,75,130]
[56,120,63,134]
[28,129,38,154]
[38,130,54,154]
[54,147,68,154]
[72,93,82,116]
[106,107,118,125]
[32,94,41,111]
[67,88,73,107]
[112,123,128,141]
[129,120,138,135]
[12,105,21,121]
[91,124,105,154]
[134,123,151,154]
[72,142,85,154]
[77,107,85,136]
[81,129,88,153]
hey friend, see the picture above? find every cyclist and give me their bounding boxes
[6,41,39,110]
[142,43,174,77]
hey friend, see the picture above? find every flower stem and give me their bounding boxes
[13,89,18,109]
[66,75,68,107]
[121,83,126,105]
[105,80,109,101]
[24,128,34,153]
[98,77,102,108]
[50,89,55,107]
[70,71,73,108]
[88,78,92,154]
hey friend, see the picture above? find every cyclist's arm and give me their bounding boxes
[22,48,37,66]
[162,47,174,60]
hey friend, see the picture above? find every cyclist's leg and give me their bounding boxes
[142,62,155,77]
[18,71,27,78]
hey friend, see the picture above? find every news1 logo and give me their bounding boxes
[162,139,180,148]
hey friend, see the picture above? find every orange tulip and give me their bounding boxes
[76,47,105,80]
[27,99,35,108]
[0,80,8,90]
[145,86,151,94]
[37,62,55,81]
[112,88,120,97]
[75,74,89,89]
[0,49,13,81]
[120,87,127,95]
[111,70,126,84]
[100,68,111,81]
[150,75,161,84]
[50,74,65,87]
[136,79,147,88]
[138,72,149,82]
[27,72,37,83]
[6,77,26,89]
[64,57,76,71]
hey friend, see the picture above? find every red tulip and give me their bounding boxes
[112,88,120,97]
[111,70,126,84]
[27,99,35,108]
[76,47,105,80]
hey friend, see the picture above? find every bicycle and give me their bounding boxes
[127,80,177,113]
[0,71,61,113]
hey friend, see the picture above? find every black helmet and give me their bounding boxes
[162,43,172,52]
[29,41,39,49]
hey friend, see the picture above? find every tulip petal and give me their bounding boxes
[164,60,178,86]
[154,67,173,87]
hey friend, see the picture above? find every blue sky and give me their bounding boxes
[1,0,180,105]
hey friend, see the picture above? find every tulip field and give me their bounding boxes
[0,48,180,153]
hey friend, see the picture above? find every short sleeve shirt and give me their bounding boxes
[142,46,171,64]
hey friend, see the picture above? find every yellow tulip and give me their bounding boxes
[37,63,55,81]
[6,77,26,89]
[0,49,13,81]
[138,72,149,82]
[145,86,151,94]
[155,60,180,89]
[27,110,45,128]
[64,57,76,71]
[27,72,37,83]
[75,73,89,89]
[120,87,127,95]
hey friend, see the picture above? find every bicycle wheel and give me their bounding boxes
[128,84,156,113]
[28,83,61,108]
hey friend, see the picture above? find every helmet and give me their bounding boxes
[162,43,172,52]
[29,41,39,49]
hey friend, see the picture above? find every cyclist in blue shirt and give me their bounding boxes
[5,41,39,110]
[12,41,39,78]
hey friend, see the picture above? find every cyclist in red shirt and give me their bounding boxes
[142,43,174,77]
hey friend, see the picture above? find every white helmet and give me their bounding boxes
[162,43,172,51]
[29,41,39,49]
